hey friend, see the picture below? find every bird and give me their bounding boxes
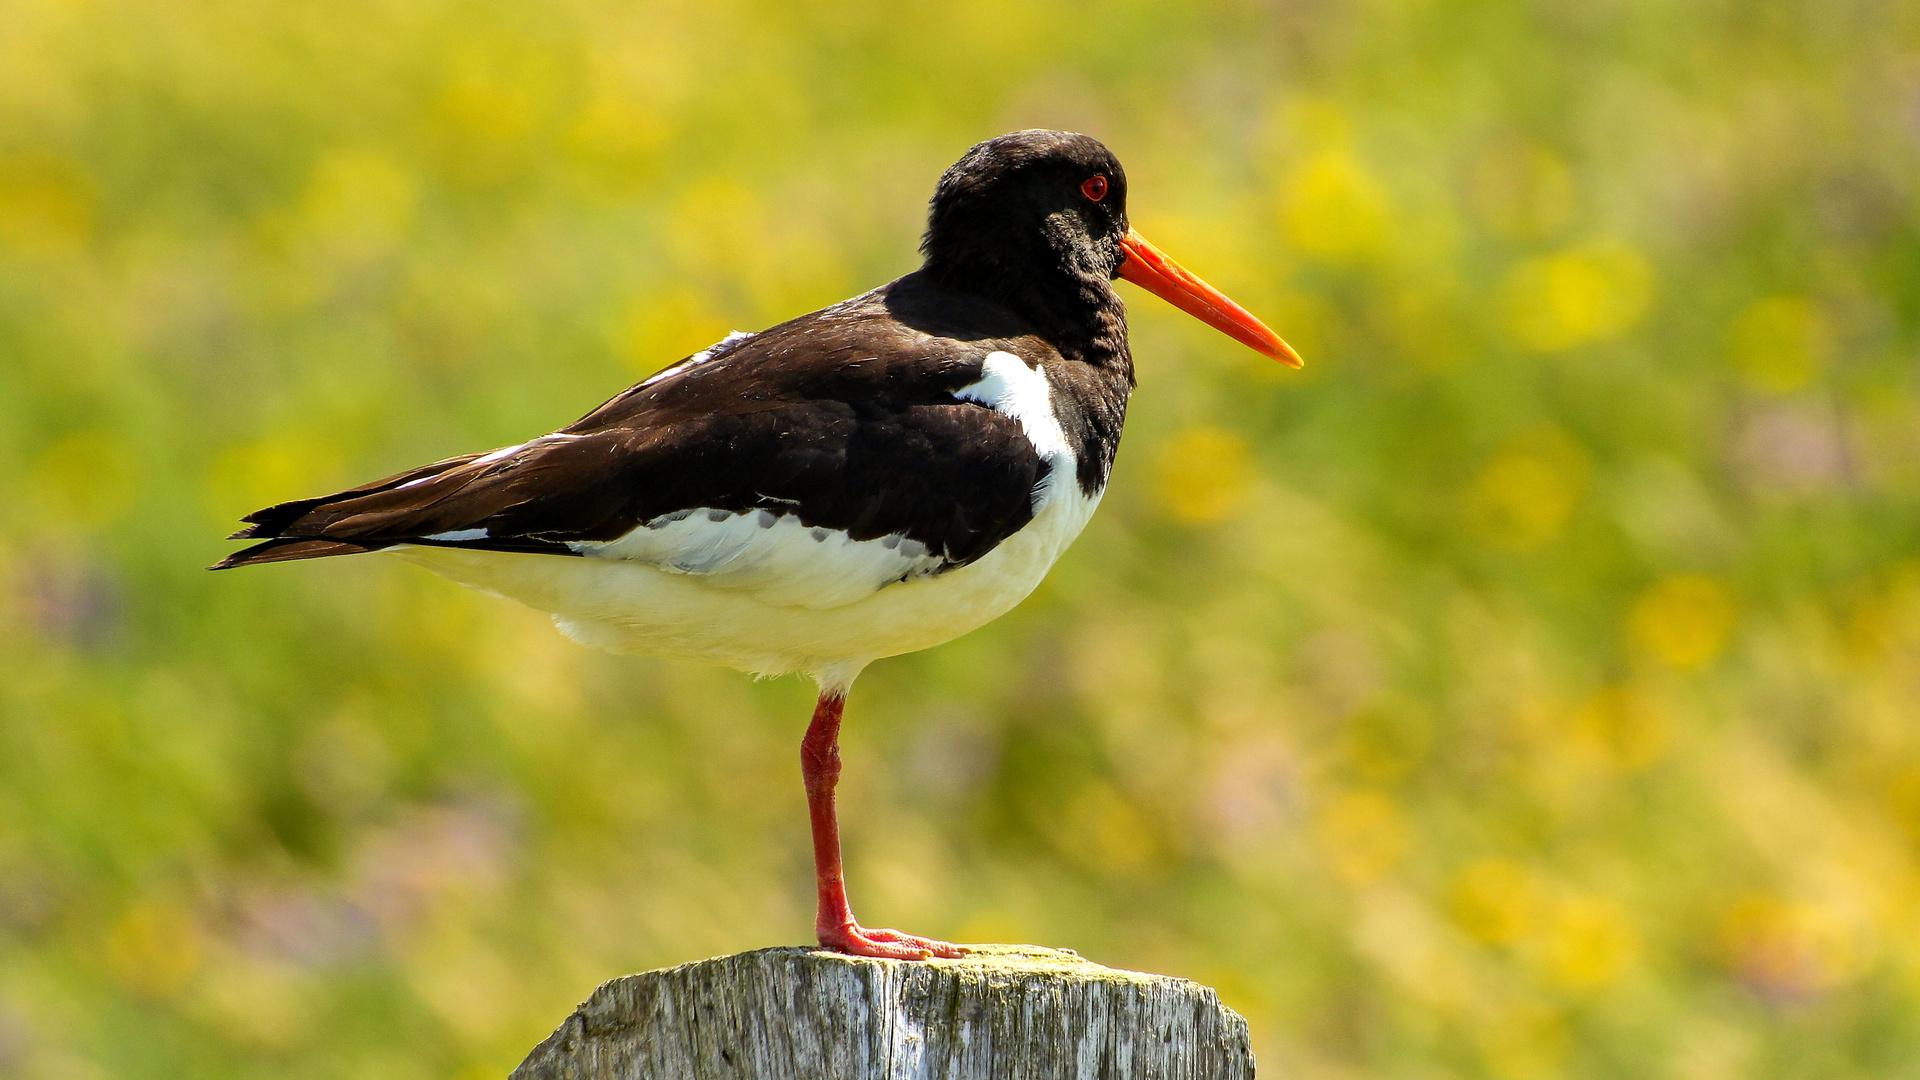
[215,130,1300,960]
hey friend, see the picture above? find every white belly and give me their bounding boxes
[390,475,1100,684]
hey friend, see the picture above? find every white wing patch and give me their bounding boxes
[569,509,948,610]
[953,351,1069,460]
[954,350,1074,512]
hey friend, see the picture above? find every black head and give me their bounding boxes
[920,131,1130,355]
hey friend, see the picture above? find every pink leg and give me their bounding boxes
[801,691,965,960]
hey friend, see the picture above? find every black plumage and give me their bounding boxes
[216,131,1135,574]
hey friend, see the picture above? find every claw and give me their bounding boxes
[820,923,968,960]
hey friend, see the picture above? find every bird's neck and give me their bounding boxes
[922,255,1135,385]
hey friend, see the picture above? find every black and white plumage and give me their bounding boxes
[217,134,1143,682]
[218,271,1126,680]
[216,130,1297,959]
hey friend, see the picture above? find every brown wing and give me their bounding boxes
[214,276,1064,572]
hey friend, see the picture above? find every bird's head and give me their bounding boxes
[921,130,1301,368]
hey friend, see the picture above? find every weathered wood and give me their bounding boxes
[511,944,1255,1079]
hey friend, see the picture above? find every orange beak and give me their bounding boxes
[1117,228,1303,368]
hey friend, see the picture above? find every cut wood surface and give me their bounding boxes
[510,943,1255,1079]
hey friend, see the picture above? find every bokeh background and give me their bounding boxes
[3,0,1919,1076]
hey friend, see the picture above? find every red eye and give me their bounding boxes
[1081,175,1108,202]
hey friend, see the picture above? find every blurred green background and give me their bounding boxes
[3,0,1919,1076]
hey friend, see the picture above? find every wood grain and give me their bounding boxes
[511,944,1255,1079]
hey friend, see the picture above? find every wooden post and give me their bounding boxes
[510,944,1256,1079]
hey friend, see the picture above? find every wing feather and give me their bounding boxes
[215,278,1057,579]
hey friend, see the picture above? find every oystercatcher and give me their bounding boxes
[216,130,1300,960]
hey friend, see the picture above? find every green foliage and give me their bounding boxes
[3,0,1919,1076]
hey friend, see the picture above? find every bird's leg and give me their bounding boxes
[801,690,966,960]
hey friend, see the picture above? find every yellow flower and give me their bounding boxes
[1280,150,1390,262]
[1502,244,1652,352]
[1541,895,1639,990]
[1630,576,1737,669]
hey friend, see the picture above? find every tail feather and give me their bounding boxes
[213,453,487,569]
[229,454,483,540]
[214,431,631,571]
[210,537,389,570]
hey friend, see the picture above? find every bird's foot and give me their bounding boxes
[819,922,967,960]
